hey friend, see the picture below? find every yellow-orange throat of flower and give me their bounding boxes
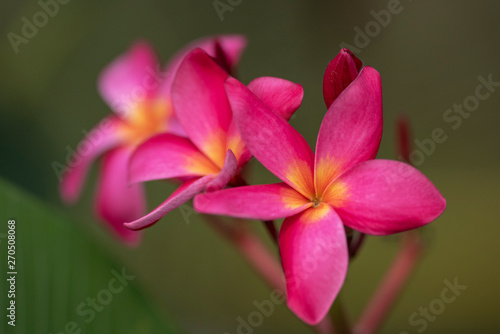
[119,99,171,146]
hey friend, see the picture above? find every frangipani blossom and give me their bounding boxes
[194,66,446,324]
[124,48,304,231]
[60,36,246,245]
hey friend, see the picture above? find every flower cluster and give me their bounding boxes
[60,36,445,325]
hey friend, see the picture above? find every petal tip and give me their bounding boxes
[123,219,159,231]
[433,193,447,220]
[287,298,331,325]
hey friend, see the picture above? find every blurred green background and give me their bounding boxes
[1,0,499,333]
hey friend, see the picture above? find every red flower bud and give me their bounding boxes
[322,48,362,108]
[396,115,413,164]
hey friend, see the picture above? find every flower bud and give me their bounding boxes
[396,115,412,164]
[322,48,362,108]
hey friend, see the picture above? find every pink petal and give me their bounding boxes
[194,183,312,220]
[129,133,220,183]
[171,49,232,168]
[166,116,187,137]
[330,160,446,236]
[323,48,362,108]
[212,35,247,74]
[225,77,315,199]
[315,66,383,196]
[125,150,238,230]
[124,176,213,230]
[205,149,238,191]
[280,204,348,325]
[98,41,159,115]
[226,77,304,169]
[158,35,247,98]
[247,76,304,121]
[226,120,252,169]
[60,116,122,203]
[95,146,144,246]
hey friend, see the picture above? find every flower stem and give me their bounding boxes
[354,231,423,334]
[330,295,351,334]
[205,215,336,334]
[348,231,366,258]
[263,220,279,244]
[206,216,285,290]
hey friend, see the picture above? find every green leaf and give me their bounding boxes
[0,178,179,334]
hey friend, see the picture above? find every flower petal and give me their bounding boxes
[95,146,144,245]
[129,133,220,183]
[226,77,304,169]
[280,204,348,325]
[315,66,383,196]
[323,48,362,108]
[124,175,213,230]
[98,41,159,115]
[172,49,232,168]
[60,117,122,203]
[226,120,252,169]
[125,149,237,230]
[211,35,247,75]
[247,76,304,121]
[166,116,187,137]
[330,160,446,236]
[225,77,315,199]
[205,149,238,191]
[194,183,312,220]
[158,35,247,97]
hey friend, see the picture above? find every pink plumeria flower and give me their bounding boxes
[124,48,304,230]
[60,36,247,246]
[194,66,446,324]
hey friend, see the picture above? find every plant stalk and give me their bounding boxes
[354,231,423,334]
[206,215,337,334]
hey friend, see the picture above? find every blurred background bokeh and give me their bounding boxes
[1,1,499,333]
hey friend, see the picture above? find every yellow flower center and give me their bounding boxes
[118,99,172,146]
[312,197,322,208]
